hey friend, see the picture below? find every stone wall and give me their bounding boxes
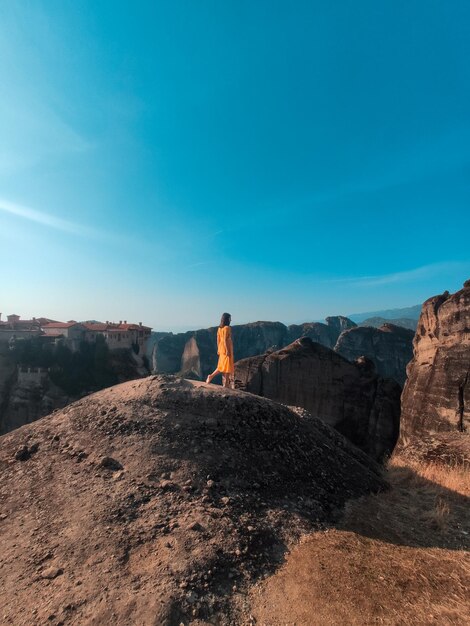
[17,367,49,386]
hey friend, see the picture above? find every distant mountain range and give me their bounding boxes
[358,317,418,331]
[346,304,422,324]
[158,305,423,334]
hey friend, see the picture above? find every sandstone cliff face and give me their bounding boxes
[401,280,470,436]
[324,315,357,337]
[286,316,354,349]
[334,324,414,386]
[149,332,190,374]
[0,346,149,434]
[234,338,401,462]
[0,354,16,418]
[0,378,71,435]
[149,317,357,379]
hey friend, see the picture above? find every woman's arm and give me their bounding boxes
[224,327,232,355]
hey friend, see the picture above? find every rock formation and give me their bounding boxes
[0,375,385,625]
[148,316,357,379]
[324,315,357,337]
[235,338,401,462]
[0,377,71,435]
[401,280,470,436]
[0,353,16,419]
[0,342,149,435]
[334,323,414,385]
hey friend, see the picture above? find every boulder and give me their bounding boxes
[334,324,414,386]
[235,338,401,462]
[401,280,470,436]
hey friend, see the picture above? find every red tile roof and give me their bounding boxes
[82,322,152,331]
[42,322,81,329]
[36,317,59,325]
[82,323,108,331]
[2,320,39,327]
[118,323,152,331]
[40,320,152,332]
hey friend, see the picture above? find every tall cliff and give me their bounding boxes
[234,337,401,462]
[334,323,414,386]
[0,339,149,434]
[401,280,470,436]
[148,316,357,379]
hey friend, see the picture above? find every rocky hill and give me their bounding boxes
[0,376,385,625]
[147,316,357,379]
[334,323,415,385]
[234,337,401,462]
[401,279,470,437]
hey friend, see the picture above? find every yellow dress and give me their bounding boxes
[217,326,234,374]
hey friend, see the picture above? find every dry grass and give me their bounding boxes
[251,437,470,625]
[386,449,469,537]
[339,444,470,549]
[428,496,451,531]
[393,439,469,496]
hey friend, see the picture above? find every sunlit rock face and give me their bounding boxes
[401,280,470,437]
[235,337,401,463]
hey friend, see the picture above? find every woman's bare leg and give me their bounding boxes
[206,369,220,384]
[222,374,232,388]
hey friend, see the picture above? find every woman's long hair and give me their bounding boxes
[219,312,231,327]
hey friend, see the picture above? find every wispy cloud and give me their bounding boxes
[0,198,97,237]
[328,261,470,288]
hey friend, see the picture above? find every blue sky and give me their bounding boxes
[1,1,469,330]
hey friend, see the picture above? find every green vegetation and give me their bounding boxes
[9,336,118,396]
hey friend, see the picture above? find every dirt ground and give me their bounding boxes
[250,439,470,626]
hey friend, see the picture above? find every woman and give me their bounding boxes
[206,312,234,388]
